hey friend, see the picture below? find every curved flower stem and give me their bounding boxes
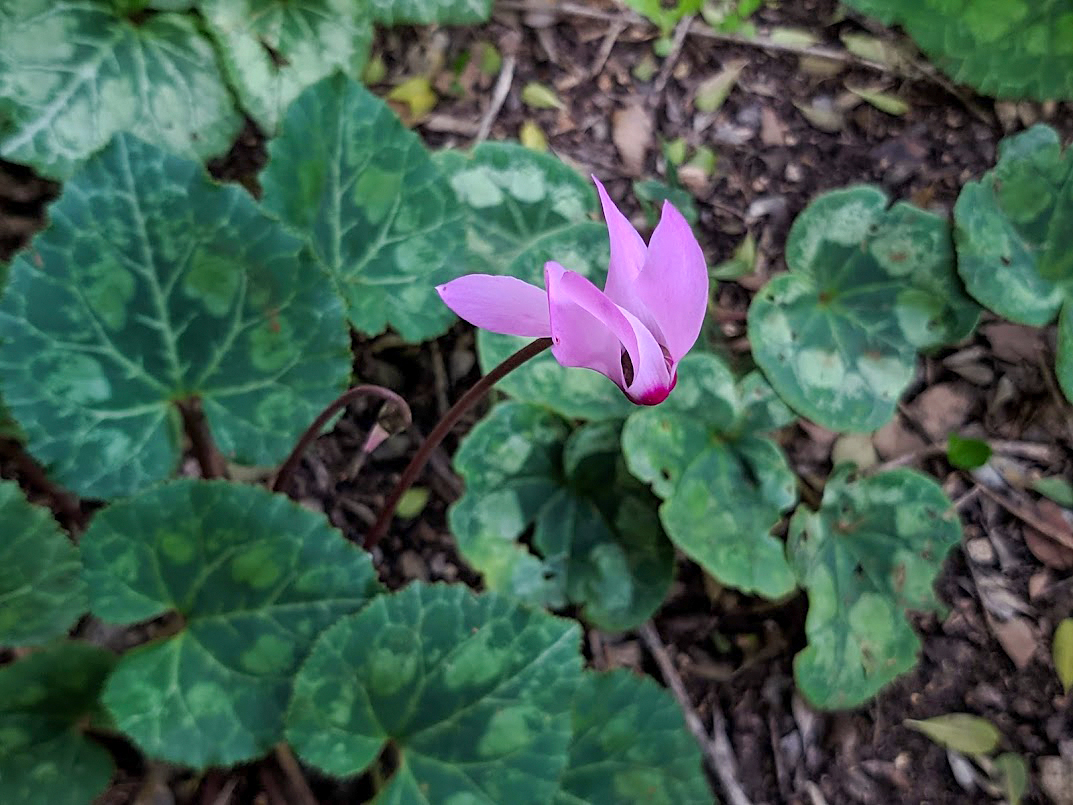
[364,337,552,550]
[272,385,413,494]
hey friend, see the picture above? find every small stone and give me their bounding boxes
[965,537,996,565]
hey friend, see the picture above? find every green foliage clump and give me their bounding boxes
[844,0,1073,100]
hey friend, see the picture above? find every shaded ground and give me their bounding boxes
[3,1,1073,803]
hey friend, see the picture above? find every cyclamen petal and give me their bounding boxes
[436,178,708,406]
[435,274,551,338]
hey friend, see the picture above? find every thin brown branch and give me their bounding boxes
[640,622,753,805]
[177,397,227,480]
[273,743,318,805]
[475,54,515,143]
[272,385,412,495]
[977,483,1073,550]
[364,337,552,550]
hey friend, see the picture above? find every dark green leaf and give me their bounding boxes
[0,481,85,646]
[0,642,116,805]
[946,434,991,470]
[555,670,711,805]
[749,185,980,431]
[954,125,1073,327]
[82,479,382,768]
[622,352,798,597]
[261,74,465,341]
[843,0,1073,100]
[450,404,674,631]
[286,583,583,803]
[0,1,241,178]
[789,468,962,709]
[0,135,350,499]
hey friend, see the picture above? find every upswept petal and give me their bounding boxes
[545,262,673,405]
[593,177,647,305]
[436,274,551,338]
[633,200,709,362]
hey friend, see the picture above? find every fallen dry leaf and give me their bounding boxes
[987,613,1038,670]
[981,322,1046,364]
[909,382,975,442]
[1039,756,1073,805]
[612,103,653,176]
[694,59,747,114]
[1023,527,1073,570]
[760,106,787,146]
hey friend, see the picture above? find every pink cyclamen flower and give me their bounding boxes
[437,177,708,405]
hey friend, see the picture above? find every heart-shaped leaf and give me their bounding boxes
[623,352,798,598]
[81,479,382,768]
[0,1,241,178]
[261,74,465,341]
[286,583,583,803]
[555,670,711,805]
[954,124,1072,327]
[0,642,116,805]
[788,467,962,709]
[749,185,979,431]
[200,0,374,134]
[449,403,674,631]
[0,135,351,499]
[368,0,494,24]
[843,0,1073,100]
[0,481,85,646]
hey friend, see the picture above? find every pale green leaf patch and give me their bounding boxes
[749,185,979,431]
[954,124,1073,327]
[200,0,374,135]
[954,124,1073,404]
[555,670,712,805]
[0,0,242,178]
[0,135,351,499]
[260,74,466,341]
[622,352,798,598]
[788,467,962,709]
[368,0,494,24]
[449,404,674,631]
[81,480,382,768]
[0,642,116,805]
[0,480,86,646]
[904,713,1001,756]
[286,583,583,804]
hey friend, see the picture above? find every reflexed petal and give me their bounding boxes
[545,262,673,404]
[593,177,647,305]
[634,200,709,362]
[544,262,624,387]
[436,274,551,337]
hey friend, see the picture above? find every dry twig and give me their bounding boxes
[640,622,753,805]
[475,54,515,143]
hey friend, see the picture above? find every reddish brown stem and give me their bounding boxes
[364,337,552,550]
[272,385,412,494]
[177,398,227,480]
